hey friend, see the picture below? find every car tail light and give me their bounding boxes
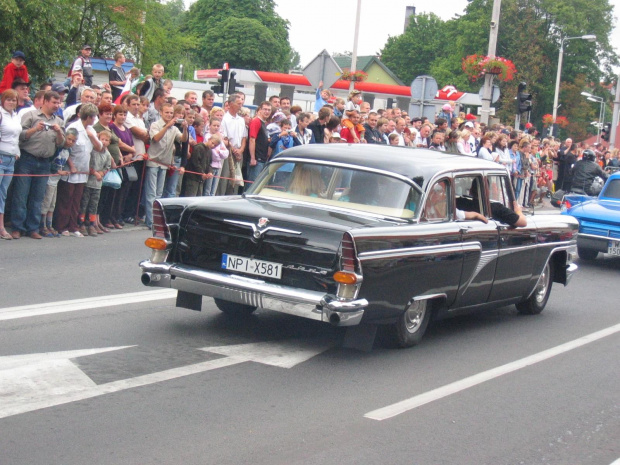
[152,200,169,239]
[145,237,168,250]
[564,199,572,210]
[334,271,358,284]
[340,232,358,272]
[335,233,362,300]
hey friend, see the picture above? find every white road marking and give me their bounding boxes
[610,459,620,465]
[0,289,177,321]
[365,322,620,421]
[202,339,334,368]
[0,339,331,419]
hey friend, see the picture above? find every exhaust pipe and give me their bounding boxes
[141,272,161,285]
[329,312,341,325]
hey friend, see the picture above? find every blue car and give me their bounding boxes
[562,171,620,260]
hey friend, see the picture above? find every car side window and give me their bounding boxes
[423,179,450,221]
[487,175,511,209]
[455,175,486,217]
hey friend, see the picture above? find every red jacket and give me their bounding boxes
[0,62,29,93]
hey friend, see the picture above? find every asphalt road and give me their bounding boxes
[0,226,618,465]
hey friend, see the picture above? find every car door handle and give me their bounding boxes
[459,225,473,234]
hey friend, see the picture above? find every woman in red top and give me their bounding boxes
[0,52,29,94]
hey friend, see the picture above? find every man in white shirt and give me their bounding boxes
[218,93,247,195]
[64,88,97,124]
[390,117,408,146]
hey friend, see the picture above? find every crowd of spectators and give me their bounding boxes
[1,49,618,241]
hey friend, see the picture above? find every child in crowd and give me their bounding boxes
[79,130,112,236]
[139,64,164,102]
[388,133,400,146]
[340,90,365,143]
[183,133,222,197]
[270,119,296,184]
[163,79,173,97]
[193,116,205,144]
[266,111,286,138]
[333,98,345,118]
[314,80,332,112]
[270,119,295,156]
[40,129,77,237]
[202,118,229,196]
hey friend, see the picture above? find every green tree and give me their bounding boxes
[201,17,287,71]
[141,0,198,80]
[379,0,617,139]
[0,0,79,83]
[381,13,449,85]
[186,0,291,72]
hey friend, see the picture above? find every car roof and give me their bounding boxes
[271,143,503,189]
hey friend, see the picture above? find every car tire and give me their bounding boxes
[577,246,598,260]
[389,299,431,348]
[214,298,257,316]
[516,262,553,315]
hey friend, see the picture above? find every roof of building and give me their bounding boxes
[332,55,405,86]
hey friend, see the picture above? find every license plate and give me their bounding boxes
[221,254,282,279]
[608,240,620,256]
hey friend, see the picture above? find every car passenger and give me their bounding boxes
[457,181,526,227]
[287,164,325,197]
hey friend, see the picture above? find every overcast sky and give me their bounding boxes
[273,0,620,74]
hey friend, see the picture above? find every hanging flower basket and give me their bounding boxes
[461,55,517,82]
[542,114,569,128]
[542,114,554,127]
[555,116,570,128]
[339,69,368,82]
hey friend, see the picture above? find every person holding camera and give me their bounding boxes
[10,91,65,239]
[144,103,188,228]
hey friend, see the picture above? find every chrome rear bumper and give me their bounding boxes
[140,260,367,326]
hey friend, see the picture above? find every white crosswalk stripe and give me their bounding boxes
[0,289,177,321]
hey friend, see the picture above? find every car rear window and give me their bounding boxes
[246,161,421,219]
[602,179,620,199]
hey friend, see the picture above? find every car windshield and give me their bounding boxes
[246,161,421,219]
[602,179,620,199]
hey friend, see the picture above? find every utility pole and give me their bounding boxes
[480,0,502,125]
[349,0,362,93]
[611,74,620,150]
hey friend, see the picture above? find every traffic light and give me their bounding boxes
[602,122,611,141]
[211,67,229,95]
[517,82,532,114]
[228,71,244,94]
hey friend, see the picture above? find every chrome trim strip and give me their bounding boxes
[358,242,482,261]
[413,293,447,302]
[497,240,576,256]
[139,261,367,327]
[223,219,302,237]
[472,250,498,281]
[578,232,614,240]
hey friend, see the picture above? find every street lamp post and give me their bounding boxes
[581,92,605,144]
[552,34,596,132]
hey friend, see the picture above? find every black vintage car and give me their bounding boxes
[140,144,579,347]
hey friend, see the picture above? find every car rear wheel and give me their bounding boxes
[577,246,598,260]
[214,298,257,316]
[389,299,431,348]
[516,262,553,315]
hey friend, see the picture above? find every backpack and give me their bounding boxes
[67,57,85,77]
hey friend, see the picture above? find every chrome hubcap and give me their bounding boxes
[404,300,426,333]
[535,264,550,304]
